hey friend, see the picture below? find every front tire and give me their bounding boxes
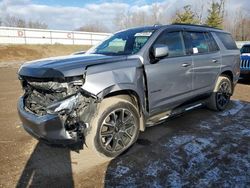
[85,96,140,158]
[207,75,232,111]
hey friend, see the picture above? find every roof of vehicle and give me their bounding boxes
[121,23,226,34]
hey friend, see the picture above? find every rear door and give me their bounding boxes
[183,31,221,95]
[144,30,193,114]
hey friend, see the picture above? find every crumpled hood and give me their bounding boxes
[18,54,127,79]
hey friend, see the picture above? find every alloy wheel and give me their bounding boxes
[216,81,231,109]
[99,108,136,153]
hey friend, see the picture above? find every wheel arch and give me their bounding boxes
[221,70,233,82]
[101,88,146,131]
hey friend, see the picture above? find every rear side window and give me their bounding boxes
[216,32,237,50]
[154,31,186,57]
[188,32,209,54]
[205,33,219,52]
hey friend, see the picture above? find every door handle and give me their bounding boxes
[182,63,191,67]
[212,59,218,63]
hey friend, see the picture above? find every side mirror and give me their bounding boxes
[153,44,169,58]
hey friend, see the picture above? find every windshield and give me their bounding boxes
[87,29,155,56]
[241,45,250,54]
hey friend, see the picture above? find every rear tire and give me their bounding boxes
[207,75,232,111]
[85,96,140,158]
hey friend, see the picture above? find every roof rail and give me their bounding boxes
[153,24,162,27]
[171,23,222,30]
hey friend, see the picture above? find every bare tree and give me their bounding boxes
[235,12,250,41]
[223,6,250,40]
[2,15,48,29]
[113,4,163,31]
[151,3,161,24]
[76,21,110,32]
[194,0,206,24]
[4,15,26,27]
[114,9,130,30]
[28,20,48,29]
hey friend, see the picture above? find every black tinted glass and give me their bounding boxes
[205,33,219,52]
[189,32,209,54]
[155,31,185,57]
[241,45,250,53]
[216,32,237,50]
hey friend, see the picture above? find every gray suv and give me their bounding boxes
[18,24,240,157]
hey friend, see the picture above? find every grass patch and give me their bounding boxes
[0,44,91,62]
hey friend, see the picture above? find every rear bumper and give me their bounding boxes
[17,97,78,146]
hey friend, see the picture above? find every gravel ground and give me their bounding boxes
[0,65,249,188]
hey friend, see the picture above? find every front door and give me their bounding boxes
[144,31,193,114]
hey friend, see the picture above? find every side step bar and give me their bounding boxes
[146,101,205,127]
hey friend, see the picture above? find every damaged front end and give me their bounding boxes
[18,75,98,146]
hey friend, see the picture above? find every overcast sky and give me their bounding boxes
[0,0,249,31]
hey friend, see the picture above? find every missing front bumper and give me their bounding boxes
[18,97,81,145]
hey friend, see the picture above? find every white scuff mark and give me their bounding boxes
[184,142,204,155]
[113,165,130,178]
[167,171,182,188]
[164,135,195,148]
[196,138,215,148]
[220,100,244,116]
[222,124,250,138]
[240,129,250,137]
[184,138,214,155]
[198,167,220,186]
[199,122,211,130]
[145,161,163,177]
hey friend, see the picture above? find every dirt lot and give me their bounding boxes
[0,62,249,187]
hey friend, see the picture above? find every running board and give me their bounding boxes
[146,101,205,127]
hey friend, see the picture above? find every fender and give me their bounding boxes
[81,58,147,114]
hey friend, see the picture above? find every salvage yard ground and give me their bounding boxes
[0,46,249,187]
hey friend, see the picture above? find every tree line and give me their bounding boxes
[113,0,250,41]
[0,15,48,29]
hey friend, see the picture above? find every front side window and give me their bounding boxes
[88,29,155,56]
[189,32,209,54]
[154,31,186,57]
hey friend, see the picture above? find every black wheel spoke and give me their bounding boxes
[103,122,115,128]
[124,130,132,139]
[101,130,113,137]
[105,135,113,147]
[119,136,126,147]
[123,114,133,124]
[111,137,118,151]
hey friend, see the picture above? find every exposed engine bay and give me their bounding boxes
[20,76,98,143]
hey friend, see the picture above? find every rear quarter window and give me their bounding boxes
[205,33,219,52]
[216,32,237,50]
